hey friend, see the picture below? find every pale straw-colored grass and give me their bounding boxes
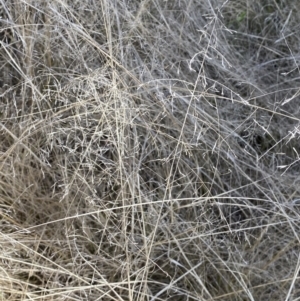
[0,0,300,300]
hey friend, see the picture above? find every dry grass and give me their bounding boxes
[0,0,300,300]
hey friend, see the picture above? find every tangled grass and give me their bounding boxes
[0,0,300,300]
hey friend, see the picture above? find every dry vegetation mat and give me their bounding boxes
[0,0,300,300]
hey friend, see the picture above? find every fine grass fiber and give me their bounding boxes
[1,0,300,300]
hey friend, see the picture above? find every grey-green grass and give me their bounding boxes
[0,0,300,300]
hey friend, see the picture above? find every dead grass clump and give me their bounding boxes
[0,0,300,300]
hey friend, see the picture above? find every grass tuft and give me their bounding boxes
[0,0,300,300]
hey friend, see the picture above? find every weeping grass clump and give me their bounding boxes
[0,0,300,300]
